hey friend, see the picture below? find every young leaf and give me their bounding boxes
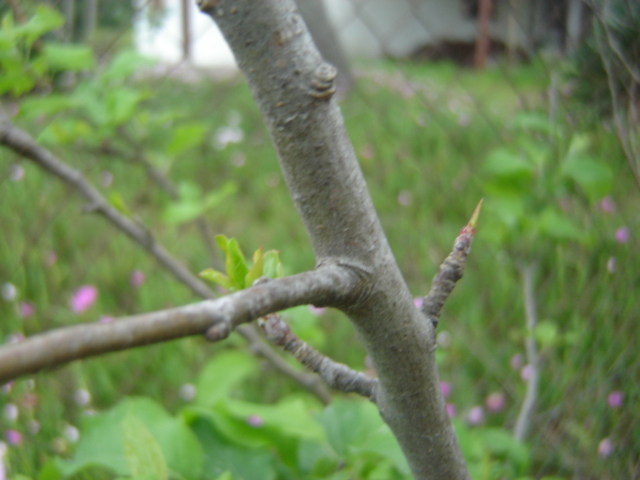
[245,248,264,287]
[215,234,230,255]
[262,251,284,279]
[168,123,209,156]
[14,5,65,46]
[41,43,95,71]
[108,192,133,218]
[226,238,249,289]
[199,269,234,291]
[203,182,237,211]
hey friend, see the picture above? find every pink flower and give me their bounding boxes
[5,430,22,446]
[179,383,196,401]
[485,392,506,412]
[445,403,456,417]
[246,414,263,428]
[98,315,114,324]
[18,302,35,318]
[413,297,424,309]
[600,196,615,214]
[607,391,623,409]
[520,364,533,381]
[129,270,145,288]
[45,251,57,267]
[397,190,413,206]
[440,381,452,400]
[69,285,98,314]
[7,333,24,344]
[360,144,375,160]
[308,305,326,316]
[510,353,523,370]
[9,165,25,182]
[615,227,630,244]
[598,437,613,458]
[100,171,113,188]
[467,406,484,426]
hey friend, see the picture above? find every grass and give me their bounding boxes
[0,55,638,479]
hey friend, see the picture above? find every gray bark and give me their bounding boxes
[197,0,469,478]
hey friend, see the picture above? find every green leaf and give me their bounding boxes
[105,87,145,125]
[283,305,325,348]
[319,399,384,456]
[561,156,613,202]
[483,148,535,180]
[122,414,169,480]
[215,234,229,255]
[214,471,234,480]
[56,398,202,480]
[358,424,411,475]
[19,94,83,120]
[108,192,133,218]
[101,50,155,84]
[226,238,249,290]
[244,248,264,287]
[203,182,237,211]
[168,123,209,156]
[262,250,284,279]
[177,181,202,200]
[188,415,277,480]
[534,320,559,347]
[534,208,583,241]
[199,268,234,291]
[41,43,95,71]
[162,200,205,225]
[194,350,258,408]
[509,111,553,134]
[14,6,65,46]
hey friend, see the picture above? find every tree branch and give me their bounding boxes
[0,266,359,384]
[421,200,482,328]
[0,108,332,402]
[198,1,471,477]
[259,314,378,400]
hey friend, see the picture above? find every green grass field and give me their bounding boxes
[0,43,638,479]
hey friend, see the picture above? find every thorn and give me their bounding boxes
[460,198,483,236]
[469,198,483,229]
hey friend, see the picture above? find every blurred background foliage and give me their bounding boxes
[0,1,638,480]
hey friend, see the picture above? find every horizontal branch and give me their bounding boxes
[259,314,378,400]
[0,265,360,384]
[0,107,333,401]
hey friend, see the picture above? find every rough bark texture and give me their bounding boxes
[0,266,357,384]
[197,0,470,478]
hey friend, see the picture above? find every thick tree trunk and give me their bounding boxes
[196,0,470,478]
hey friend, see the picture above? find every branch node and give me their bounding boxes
[205,322,231,342]
[309,62,337,100]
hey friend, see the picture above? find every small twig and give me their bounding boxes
[513,263,540,442]
[421,200,482,328]
[0,108,335,401]
[259,314,378,400]
[0,266,359,384]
